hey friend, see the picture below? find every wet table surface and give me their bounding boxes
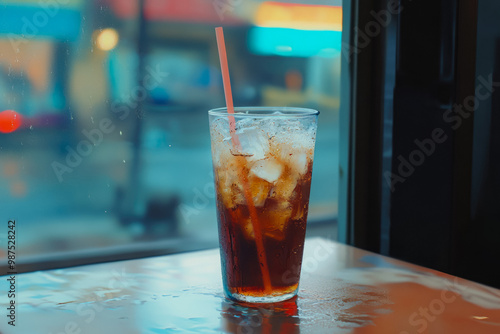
[1,237,500,334]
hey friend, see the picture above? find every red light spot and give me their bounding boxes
[0,110,23,133]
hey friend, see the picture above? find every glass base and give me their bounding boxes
[227,289,298,304]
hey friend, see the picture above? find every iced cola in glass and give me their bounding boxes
[209,107,318,303]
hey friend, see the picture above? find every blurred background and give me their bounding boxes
[0,0,342,264]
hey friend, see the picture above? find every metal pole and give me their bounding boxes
[129,0,147,216]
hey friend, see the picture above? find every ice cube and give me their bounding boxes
[210,119,234,169]
[227,175,270,207]
[265,202,292,240]
[289,152,309,175]
[217,173,234,209]
[242,219,255,240]
[272,172,298,200]
[248,175,271,207]
[250,159,283,183]
[218,183,235,209]
[216,166,245,209]
[211,143,232,169]
[235,126,269,161]
[210,117,231,142]
[270,119,317,156]
[265,227,285,240]
[232,183,246,206]
[293,203,307,221]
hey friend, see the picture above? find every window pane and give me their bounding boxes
[0,0,341,264]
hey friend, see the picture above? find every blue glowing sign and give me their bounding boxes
[248,27,342,58]
[0,5,81,41]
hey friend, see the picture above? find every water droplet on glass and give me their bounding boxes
[119,131,122,136]
[123,160,126,163]
[90,116,94,124]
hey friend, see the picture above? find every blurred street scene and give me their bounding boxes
[0,0,341,258]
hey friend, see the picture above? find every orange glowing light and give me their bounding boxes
[255,2,342,31]
[0,110,23,133]
[96,28,119,51]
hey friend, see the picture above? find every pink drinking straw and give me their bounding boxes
[215,27,272,293]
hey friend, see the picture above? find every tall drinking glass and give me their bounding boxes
[209,107,319,303]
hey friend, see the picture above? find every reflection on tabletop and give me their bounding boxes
[0,238,499,333]
[221,297,299,334]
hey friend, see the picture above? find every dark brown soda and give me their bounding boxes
[216,162,313,299]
